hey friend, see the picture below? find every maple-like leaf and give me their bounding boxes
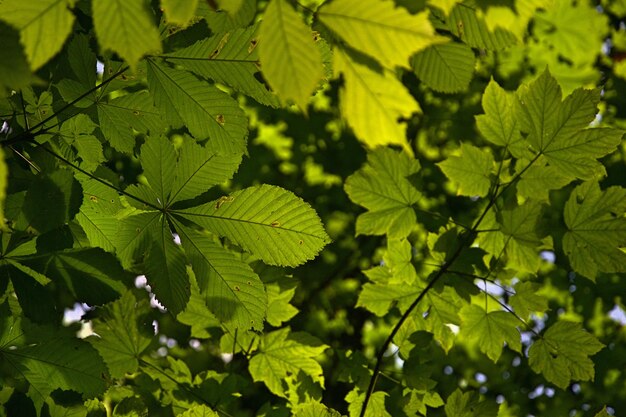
[248,328,328,398]
[517,69,623,179]
[563,181,626,281]
[344,148,421,237]
[529,320,604,388]
[437,144,494,197]
[460,305,521,362]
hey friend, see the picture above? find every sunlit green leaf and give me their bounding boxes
[563,181,626,281]
[92,0,161,68]
[259,0,323,110]
[334,48,420,153]
[437,144,494,197]
[318,0,443,68]
[178,185,330,267]
[167,24,279,107]
[0,0,74,70]
[161,0,199,26]
[345,148,421,237]
[448,4,517,50]
[444,389,497,417]
[529,320,604,388]
[412,42,475,93]
[460,305,521,362]
[249,328,328,398]
[147,60,248,153]
[509,281,549,320]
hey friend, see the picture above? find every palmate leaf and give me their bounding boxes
[346,389,390,417]
[477,202,546,273]
[475,79,526,158]
[248,328,328,398]
[444,389,497,417]
[509,281,549,320]
[178,185,330,267]
[179,405,219,417]
[138,135,241,206]
[411,42,475,93]
[344,148,421,237]
[258,0,323,110]
[529,321,604,388]
[1,322,106,413]
[334,48,420,153]
[166,24,280,107]
[88,291,152,379]
[0,0,74,70]
[517,69,624,179]
[515,157,572,201]
[174,224,266,331]
[147,60,248,153]
[97,91,165,154]
[459,305,521,362]
[114,211,161,270]
[563,181,626,281]
[437,144,494,197]
[92,0,161,68]
[318,0,443,69]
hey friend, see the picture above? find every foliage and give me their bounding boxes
[0,1,625,417]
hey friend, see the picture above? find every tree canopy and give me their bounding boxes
[0,1,625,416]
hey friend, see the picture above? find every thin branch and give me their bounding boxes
[35,142,159,210]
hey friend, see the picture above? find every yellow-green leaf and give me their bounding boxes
[460,305,521,362]
[0,0,75,70]
[259,0,323,110]
[161,0,199,26]
[93,0,162,68]
[319,0,443,68]
[334,48,420,153]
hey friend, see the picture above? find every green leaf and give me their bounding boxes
[169,138,241,204]
[22,169,83,234]
[293,401,341,417]
[357,282,421,316]
[166,24,280,107]
[0,0,75,70]
[89,291,152,379]
[594,407,611,417]
[0,22,36,91]
[97,91,164,154]
[140,135,177,205]
[475,79,526,157]
[318,0,442,69]
[509,281,549,320]
[92,0,161,68]
[344,148,421,237]
[516,158,572,201]
[147,60,248,153]
[346,389,390,417]
[179,405,219,417]
[75,174,124,252]
[175,225,266,331]
[563,181,626,281]
[249,328,328,398]
[144,215,190,314]
[477,202,545,273]
[448,4,517,50]
[384,238,418,284]
[22,248,128,305]
[177,287,221,338]
[114,211,160,269]
[517,69,624,179]
[529,320,604,388]
[178,184,330,267]
[411,42,475,93]
[1,327,106,411]
[334,48,420,153]
[161,0,199,26]
[258,0,323,110]
[437,144,494,197]
[460,305,521,362]
[444,389,497,417]
[264,278,298,327]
